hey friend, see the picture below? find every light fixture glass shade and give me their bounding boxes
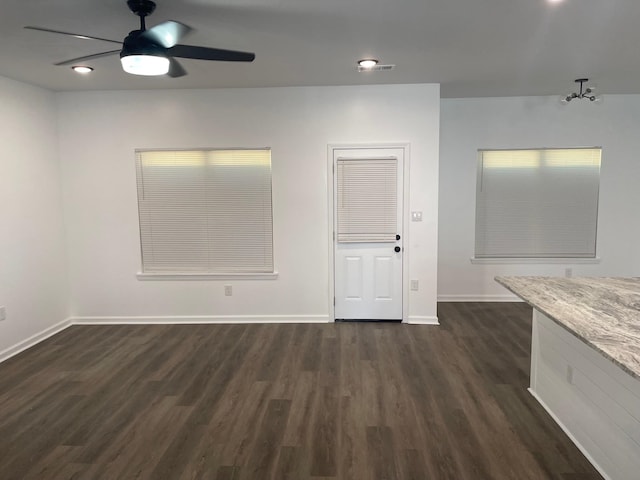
[120,54,170,76]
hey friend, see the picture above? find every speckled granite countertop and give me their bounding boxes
[495,276,640,380]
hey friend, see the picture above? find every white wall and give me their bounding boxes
[0,76,69,357]
[57,84,440,322]
[439,95,640,300]
[4,78,638,348]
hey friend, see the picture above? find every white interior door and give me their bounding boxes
[333,147,404,320]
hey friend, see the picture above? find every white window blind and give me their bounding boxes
[336,157,398,242]
[135,149,273,273]
[475,148,601,258]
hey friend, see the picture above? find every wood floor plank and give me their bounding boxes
[309,386,338,477]
[397,449,429,480]
[0,393,87,476]
[273,446,306,480]
[271,324,313,399]
[177,432,224,480]
[280,370,317,447]
[302,327,323,372]
[215,465,241,480]
[336,394,365,480]
[217,380,272,466]
[366,426,398,480]
[240,398,291,480]
[20,446,82,480]
[0,304,605,479]
[149,327,262,479]
[256,324,293,382]
[91,397,193,479]
[375,326,423,450]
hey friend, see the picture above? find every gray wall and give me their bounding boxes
[439,95,640,300]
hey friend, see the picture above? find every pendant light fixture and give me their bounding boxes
[561,78,602,104]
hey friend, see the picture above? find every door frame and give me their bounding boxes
[327,143,411,323]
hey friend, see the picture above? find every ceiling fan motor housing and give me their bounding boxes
[120,30,163,58]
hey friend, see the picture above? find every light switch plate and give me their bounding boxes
[411,211,423,222]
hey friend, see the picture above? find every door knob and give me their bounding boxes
[394,246,401,252]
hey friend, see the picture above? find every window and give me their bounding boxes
[336,157,398,243]
[135,148,273,275]
[474,147,601,259]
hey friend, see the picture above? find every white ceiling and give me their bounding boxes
[1,0,639,98]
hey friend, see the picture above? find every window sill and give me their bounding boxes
[470,257,601,265]
[136,272,279,281]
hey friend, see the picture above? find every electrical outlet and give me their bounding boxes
[565,268,573,278]
[411,211,423,222]
[411,280,419,291]
[224,285,232,296]
[0,306,6,321]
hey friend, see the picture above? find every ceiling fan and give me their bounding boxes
[24,0,255,77]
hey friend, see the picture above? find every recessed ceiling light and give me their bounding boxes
[357,59,379,69]
[547,0,564,4]
[72,66,94,74]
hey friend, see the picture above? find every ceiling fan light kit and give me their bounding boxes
[25,0,255,78]
[121,54,169,76]
[119,20,170,76]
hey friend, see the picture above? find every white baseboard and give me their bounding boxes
[437,294,521,302]
[528,388,611,480]
[406,316,440,325]
[70,314,332,325]
[0,318,71,364]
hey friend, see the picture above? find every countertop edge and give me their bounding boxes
[495,276,640,380]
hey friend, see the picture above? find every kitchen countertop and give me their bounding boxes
[495,276,640,380]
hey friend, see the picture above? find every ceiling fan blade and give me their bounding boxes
[169,44,255,62]
[54,50,121,66]
[140,21,192,48]
[24,26,121,45]
[167,57,188,78]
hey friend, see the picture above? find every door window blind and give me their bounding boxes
[336,157,398,242]
[475,148,601,258]
[136,149,273,273]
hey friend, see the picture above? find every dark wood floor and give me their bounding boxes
[0,303,603,480]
